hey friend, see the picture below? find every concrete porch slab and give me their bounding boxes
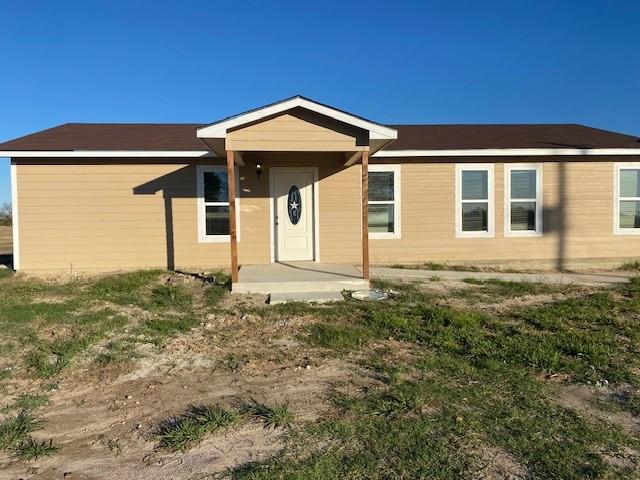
[233,262,368,294]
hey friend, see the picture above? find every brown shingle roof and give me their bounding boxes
[0,122,638,152]
[0,123,205,151]
[386,124,640,150]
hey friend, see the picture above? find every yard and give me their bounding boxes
[0,269,639,479]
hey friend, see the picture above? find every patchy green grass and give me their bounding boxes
[240,401,294,430]
[24,308,128,378]
[389,261,483,272]
[13,393,49,411]
[210,270,231,287]
[149,284,193,309]
[460,277,565,296]
[13,437,59,461]
[387,262,534,274]
[414,356,634,479]
[233,400,476,479]
[307,323,373,351]
[252,357,633,480]
[0,270,221,380]
[367,384,426,418]
[0,269,234,464]
[158,416,209,452]
[137,314,201,346]
[510,292,640,383]
[0,411,43,450]
[0,268,13,280]
[620,260,640,271]
[361,358,405,385]
[89,270,162,306]
[157,404,238,452]
[104,437,122,456]
[94,340,139,366]
[301,281,640,386]
[204,283,228,307]
[234,357,638,480]
[2,270,640,477]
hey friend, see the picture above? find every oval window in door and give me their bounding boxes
[287,186,302,225]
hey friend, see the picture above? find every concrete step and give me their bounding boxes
[269,291,345,304]
[233,278,369,294]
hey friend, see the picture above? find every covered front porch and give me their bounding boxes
[196,96,398,294]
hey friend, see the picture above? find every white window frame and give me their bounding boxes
[368,164,401,239]
[504,163,543,237]
[196,165,240,243]
[614,163,640,235]
[455,163,494,238]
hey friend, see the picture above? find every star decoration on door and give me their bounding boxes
[287,185,302,225]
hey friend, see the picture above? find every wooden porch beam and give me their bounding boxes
[226,150,239,284]
[343,151,362,167]
[233,151,245,167]
[361,150,370,280]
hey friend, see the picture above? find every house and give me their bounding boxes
[1,96,639,292]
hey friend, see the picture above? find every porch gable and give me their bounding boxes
[226,109,369,152]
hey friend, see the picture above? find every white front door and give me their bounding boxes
[274,169,315,261]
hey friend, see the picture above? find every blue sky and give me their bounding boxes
[1,0,639,204]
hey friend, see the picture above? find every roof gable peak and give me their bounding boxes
[197,96,397,141]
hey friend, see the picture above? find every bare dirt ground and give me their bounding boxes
[554,383,640,437]
[0,292,378,480]
[0,226,11,254]
[2,358,364,480]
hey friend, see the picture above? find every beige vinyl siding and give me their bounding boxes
[15,153,362,273]
[370,159,640,267]
[226,111,367,152]
[15,156,640,274]
[16,162,231,273]
[316,158,361,263]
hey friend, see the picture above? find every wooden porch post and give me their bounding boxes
[361,150,370,280]
[226,150,239,283]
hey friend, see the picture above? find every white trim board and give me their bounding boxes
[374,148,640,158]
[197,96,398,141]
[1,150,213,158]
[10,162,19,270]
